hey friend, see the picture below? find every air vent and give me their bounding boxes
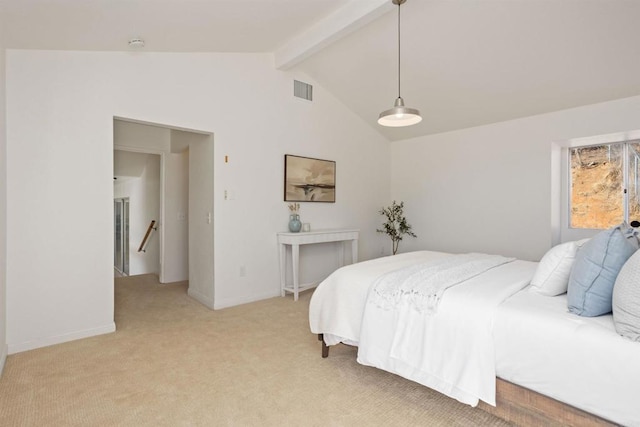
[294,80,313,101]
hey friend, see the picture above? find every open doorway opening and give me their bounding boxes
[112,117,215,313]
[113,151,161,278]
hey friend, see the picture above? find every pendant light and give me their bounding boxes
[378,0,422,127]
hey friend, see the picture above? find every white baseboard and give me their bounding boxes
[188,288,282,310]
[0,343,7,377]
[187,288,215,309]
[8,322,116,354]
[213,289,281,310]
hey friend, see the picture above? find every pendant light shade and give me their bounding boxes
[378,0,421,127]
[378,97,422,127]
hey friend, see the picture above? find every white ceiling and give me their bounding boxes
[2,0,350,52]
[4,0,640,141]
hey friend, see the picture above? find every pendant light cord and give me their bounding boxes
[397,1,401,99]
[378,0,421,126]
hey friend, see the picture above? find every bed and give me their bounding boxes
[309,250,638,426]
[494,289,640,426]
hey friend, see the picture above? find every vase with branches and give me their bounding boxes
[377,200,416,255]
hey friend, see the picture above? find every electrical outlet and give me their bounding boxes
[239,266,246,277]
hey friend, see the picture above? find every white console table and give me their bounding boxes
[277,228,359,301]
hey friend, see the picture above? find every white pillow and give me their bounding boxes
[613,249,640,341]
[530,239,589,296]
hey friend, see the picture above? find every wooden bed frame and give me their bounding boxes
[318,335,616,427]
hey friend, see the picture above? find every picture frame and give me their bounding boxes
[284,154,336,203]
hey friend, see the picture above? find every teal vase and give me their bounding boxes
[288,214,302,232]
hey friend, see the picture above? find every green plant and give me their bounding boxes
[376,200,417,255]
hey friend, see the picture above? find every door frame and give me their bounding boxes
[113,197,130,275]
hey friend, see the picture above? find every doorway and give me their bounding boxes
[114,198,130,276]
[113,117,215,309]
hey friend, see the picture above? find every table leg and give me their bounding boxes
[292,244,300,301]
[279,243,286,297]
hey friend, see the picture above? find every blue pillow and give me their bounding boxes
[567,223,639,317]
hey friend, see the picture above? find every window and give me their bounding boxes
[569,141,640,229]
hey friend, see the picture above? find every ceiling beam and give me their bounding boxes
[274,0,392,70]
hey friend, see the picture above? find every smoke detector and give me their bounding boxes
[128,38,145,48]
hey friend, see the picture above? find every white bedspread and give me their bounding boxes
[309,251,450,346]
[309,251,537,407]
[357,258,535,407]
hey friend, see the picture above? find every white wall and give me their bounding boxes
[113,152,161,276]
[113,149,149,178]
[391,95,640,261]
[5,50,390,350]
[115,120,171,152]
[0,8,8,372]
[163,149,189,283]
[181,132,215,308]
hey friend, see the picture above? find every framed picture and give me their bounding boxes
[284,154,336,202]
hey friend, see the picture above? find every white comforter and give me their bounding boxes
[309,251,450,346]
[309,251,537,406]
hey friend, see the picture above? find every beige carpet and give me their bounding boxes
[0,274,511,426]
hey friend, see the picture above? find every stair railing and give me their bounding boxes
[138,220,157,253]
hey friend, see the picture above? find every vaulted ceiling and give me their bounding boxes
[4,0,640,141]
